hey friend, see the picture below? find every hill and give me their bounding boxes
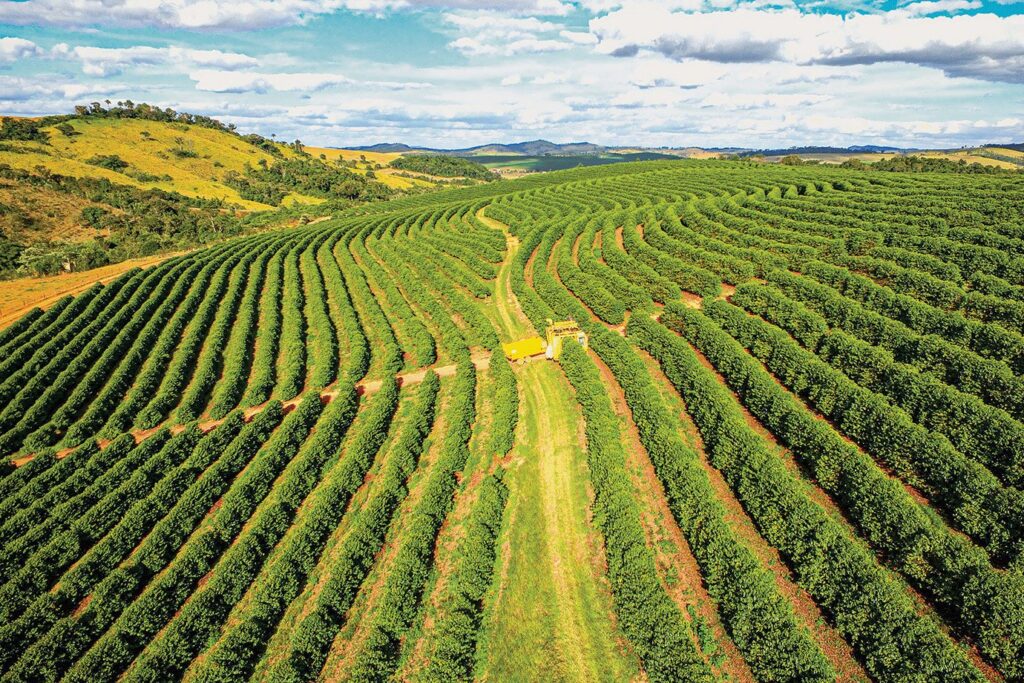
[0,103,465,279]
[387,154,496,180]
[0,158,1022,682]
[351,139,605,156]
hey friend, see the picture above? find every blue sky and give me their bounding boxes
[1,0,1022,149]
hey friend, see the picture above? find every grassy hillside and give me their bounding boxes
[307,146,494,190]
[0,117,307,209]
[760,148,1024,169]
[0,104,452,279]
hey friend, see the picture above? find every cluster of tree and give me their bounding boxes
[84,154,129,172]
[842,155,1014,173]
[70,100,238,134]
[389,154,496,180]
[0,118,49,142]
[223,156,393,206]
[0,164,247,277]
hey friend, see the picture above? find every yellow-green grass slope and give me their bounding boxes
[0,117,318,210]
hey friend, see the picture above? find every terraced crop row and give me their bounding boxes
[1,159,1021,681]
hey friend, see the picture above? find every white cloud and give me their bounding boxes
[444,13,560,37]
[0,75,129,101]
[449,36,573,56]
[51,44,259,77]
[590,7,1024,83]
[501,74,522,85]
[900,0,980,16]
[443,9,579,56]
[699,92,832,109]
[0,0,571,30]
[0,37,43,62]
[189,69,431,93]
[578,0,701,11]
[559,30,598,45]
[0,1,336,30]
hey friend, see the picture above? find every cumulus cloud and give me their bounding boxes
[698,92,832,109]
[444,13,560,36]
[443,10,578,55]
[449,36,572,56]
[189,69,431,93]
[900,0,981,16]
[0,0,570,30]
[791,113,1022,140]
[0,75,128,101]
[559,30,598,45]
[0,37,43,62]
[51,44,259,77]
[590,6,1024,83]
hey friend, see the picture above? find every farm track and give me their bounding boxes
[0,252,184,327]
[1,160,1022,682]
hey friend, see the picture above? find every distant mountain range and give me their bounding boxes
[347,140,1024,171]
[737,145,916,157]
[352,139,607,156]
[351,139,928,158]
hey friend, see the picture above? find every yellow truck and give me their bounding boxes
[502,319,587,361]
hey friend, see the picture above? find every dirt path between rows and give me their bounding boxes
[479,214,639,682]
[589,349,755,682]
[0,252,185,327]
[476,208,532,341]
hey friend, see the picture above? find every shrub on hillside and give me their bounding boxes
[389,154,495,180]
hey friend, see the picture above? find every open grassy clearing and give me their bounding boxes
[476,359,640,683]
